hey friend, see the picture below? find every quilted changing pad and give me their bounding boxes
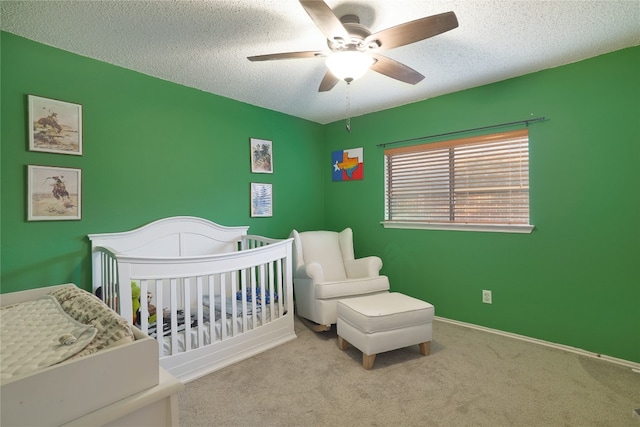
[1,295,97,382]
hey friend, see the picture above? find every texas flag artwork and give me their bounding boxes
[332,147,364,181]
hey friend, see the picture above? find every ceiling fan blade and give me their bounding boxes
[318,71,340,92]
[369,54,425,85]
[248,51,326,61]
[365,11,458,50]
[299,0,350,42]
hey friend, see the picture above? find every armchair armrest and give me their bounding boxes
[294,262,325,283]
[344,256,382,278]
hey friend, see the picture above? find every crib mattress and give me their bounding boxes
[159,304,280,355]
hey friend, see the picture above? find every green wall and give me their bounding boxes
[323,46,640,363]
[2,31,638,363]
[1,32,325,293]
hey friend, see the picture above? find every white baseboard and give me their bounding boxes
[435,316,640,372]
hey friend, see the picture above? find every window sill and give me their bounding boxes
[381,221,535,234]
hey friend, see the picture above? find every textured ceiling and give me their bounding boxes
[2,0,639,124]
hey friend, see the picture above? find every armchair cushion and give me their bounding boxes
[298,231,347,281]
[314,276,390,300]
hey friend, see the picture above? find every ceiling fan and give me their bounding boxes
[248,0,459,92]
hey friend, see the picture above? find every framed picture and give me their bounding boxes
[250,182,272,217]
[332,147,364,181]
[27,165,82,221]
[250,138,273,173]
[28,95,83,155]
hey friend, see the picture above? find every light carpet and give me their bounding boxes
[179,317,640,426]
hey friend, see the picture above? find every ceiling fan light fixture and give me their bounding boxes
[325,51,375,82]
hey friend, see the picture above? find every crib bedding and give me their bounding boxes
[141,297,269,338]
[0,296,97,382]
[203,289,278,315]
[158,303,280,355]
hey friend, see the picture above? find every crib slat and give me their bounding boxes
[220,273,228,340]
[155,280,164,357]
[196,276,204,349]
[184,277,192,352]
[208,275,216,343]
[236,269,244,336]
[100,253,108,307]
[268,261,275,321]
[111,255,119,313]
[276,258,284,317]
[140,280,149,334]
[106,255,114,312]
[259,264,266,326]
[100,253,107,302]
[250,266,257,329]
[170,279,179,356]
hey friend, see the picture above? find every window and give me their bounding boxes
[383,129,533,233]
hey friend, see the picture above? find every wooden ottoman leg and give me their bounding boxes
[337,336,349,350]
[419,341,431,356]
[363,353,376,370]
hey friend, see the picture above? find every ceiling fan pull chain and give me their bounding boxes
[345,82,352,133]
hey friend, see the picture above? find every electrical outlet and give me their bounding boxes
[482,290,492,304]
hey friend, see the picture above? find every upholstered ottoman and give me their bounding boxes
[337,292,434,369]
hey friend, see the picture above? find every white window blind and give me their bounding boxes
[384,129,532,232]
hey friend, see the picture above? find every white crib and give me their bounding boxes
[89,216,296,383]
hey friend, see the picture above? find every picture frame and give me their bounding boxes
[250,138,273,173]
[27,165,82,221]
[28,95,83,155]
[250,182,273,217]
[332,147,364,181]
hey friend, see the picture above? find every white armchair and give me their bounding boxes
[290,228,390,330]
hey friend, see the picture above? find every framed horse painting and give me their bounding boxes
[27,165,82,221]
[28,95,83,155]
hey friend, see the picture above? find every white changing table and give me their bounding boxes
[63,368,183,427]
[0,284,184,427]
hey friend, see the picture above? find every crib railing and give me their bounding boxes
[94,246,121,315]
[242,234,282,250]
[92,237,293,358]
